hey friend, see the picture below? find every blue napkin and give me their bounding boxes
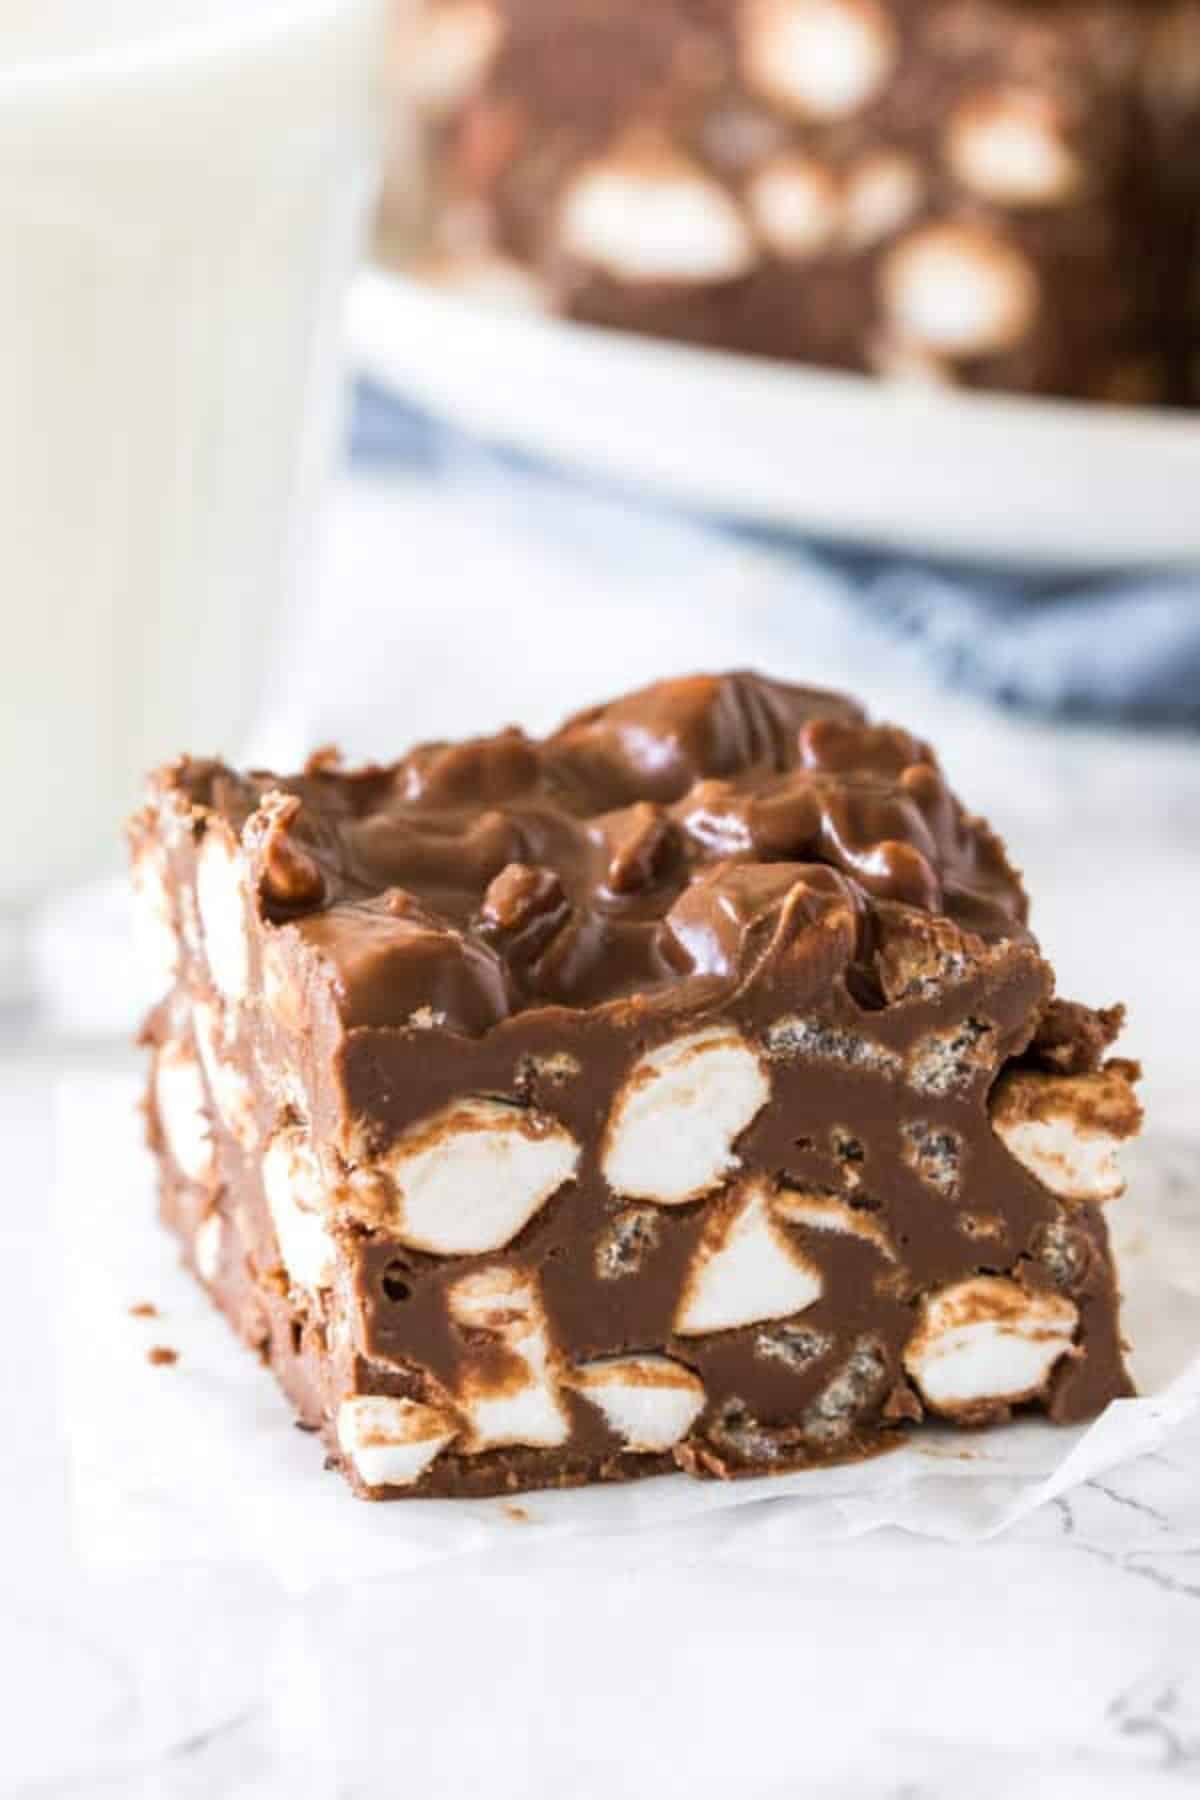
[350,381,1200,730]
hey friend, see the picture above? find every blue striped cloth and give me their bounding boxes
[350,381,1200,730]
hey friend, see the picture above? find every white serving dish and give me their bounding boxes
[348,266,1200,570]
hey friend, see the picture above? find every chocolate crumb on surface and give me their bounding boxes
[147,1346,179,1367]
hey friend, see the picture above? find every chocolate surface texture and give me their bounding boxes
[387,0,1200,402]
[130,673,1141,1498]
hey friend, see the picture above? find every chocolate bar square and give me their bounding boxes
[130,673,1138,1497]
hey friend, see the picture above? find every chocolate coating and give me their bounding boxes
[168,672,1028,1031]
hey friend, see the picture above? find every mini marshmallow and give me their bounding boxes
[774,1190,896,1259]
[559,140,756,284]
[194,1211,223,1284]
[903,1276,1077,1417]
[947,90,1081,208]
[675,1177,823,1336]
[261,1129,336,1290]
[741,0,896,121]
[337,1396,459,1489]
[880,222,1038,358]
[131,851,179,998]
[844,151,923,248]
[192,999,259,1150]
[404,0,503,115]
[448,1268,569,1450]
[603,1026,770,1205]
[990,1066,1140,1202]
[569,1355,706,1452]
[747,154,840,258]
[155,1042,216,1186]
[383,1097,579,1254]
[196,832,250,1004]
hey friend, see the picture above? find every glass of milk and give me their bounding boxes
[0,0,389,1006]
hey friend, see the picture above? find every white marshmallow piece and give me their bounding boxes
[131,850,179,999]
[844,151,923,247]
[675,1177,823,1336]
[999,1116,1122,1201]
[403,0,503,115]
[991,1068,1139,1202]
[448,1268,569,1451]
[559,140,757,284]
[194,1211,223,1284]
[603,1027,770,1205]
[881,222,1038,358]
[570,1355,705,1452]
[904,1276,1078,1417]
[192,999,259,1150]
[196,832,250,1004]
[747,154,841,259]
[947,90,1081,208]
[261,1129,337,1290]
[337,1396,458,1490]
[741,0,896,121]
[384,1097,579,1255]
[155,1041,216,1186]
[773,1190,896,1259]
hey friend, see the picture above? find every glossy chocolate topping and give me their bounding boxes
[172,672,1030,1033]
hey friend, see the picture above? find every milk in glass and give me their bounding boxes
[0,0,387,905]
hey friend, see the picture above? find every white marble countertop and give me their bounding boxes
[6,469,1200,1799]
